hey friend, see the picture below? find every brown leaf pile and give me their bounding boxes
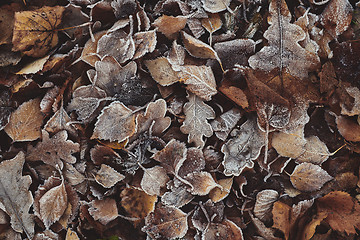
[1,0,360,239]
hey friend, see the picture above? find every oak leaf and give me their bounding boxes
[95,164,125,188]
[142,204,188,239]
[4,98,44,142]
[88,198,118,225]
[290,162,333,192]
[12,6,65,57]
[248,0,319,79]
[180,92,215,148]
[91,101,137,143]
[317,191,360,235]
[0,152,34,239]
[26,130,80,170]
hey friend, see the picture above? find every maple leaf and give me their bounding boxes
[12,6,65,57]
[248,0,320,79]
[180,92,215,148]
[26,130,80,170]
[0,152,34,239]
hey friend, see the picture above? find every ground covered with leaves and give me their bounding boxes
[1,0,360,239]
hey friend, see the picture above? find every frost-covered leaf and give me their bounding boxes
[44,105,76,136]
[192,200,224,231]
[184,171,220,196]
[201,0,231,13]
[202,220,243,240]
[248,0,320,79]
[111,0,137,19]
[141,166,170,196]
[221,116,266,176]
[161,178,194,208]
[272,126,307,159]
[27,130,80,170]
[254,190,279,223]
[154,15,187,39]
[178,148,206,178]
[133,30,157,59]
[296,136,330,164]
[91,101,136,143]
[142,204,188,239]
[88,198,118,225]
[0,152,34,238]
[95,164,125,188]
[290,163,333,192]
[211,108,241,141]
[209,177,233,203]
[120,188,157,219]
[145,57,180,86]
[152,139,187,175]
[180,92,215,148]
[178,65,217,101]
[4,98,43,142]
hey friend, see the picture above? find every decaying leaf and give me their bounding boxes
[142,204,188,239]
[254,189,279,223]
[191,199,224,232]
[141,166,170,196]
[211,108,241,141]
[145,57,180,86]
[290,162,333,192]
[248,0,320,79]
[91,101,136,143]
[272,126,307,159]
[88,198,118,225]
[178,65,218,101]
[184,171,220,196]
[4,98,44,142]
[65,228,80,240]
[120,188,157,219]
[202,219,244,240]
[209,177,233,203]
[317,191,360,235]
[133,30,157,59]
[296,136,330,164]
[12,6,65,57]
[44,105,77,136]
[26,130,80,169]
[0,152,34,238]
[161,178,194,208]
[221,116,266,176]
[201,0,232,13]
[95,164,125,188]
[178,147,206,178]
[154,15,187,39]
[336,115,360,142]
[180,92,215,148]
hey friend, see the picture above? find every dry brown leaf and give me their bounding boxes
[248,0,320,79]
[0,152,34,239]
[141,166,170,196]
[272,201,292,240]
[91,101,136,143]
[336,115,360,142]
[88,198,118,225]
[178,148,206,178]
[221,116,266,176]
[184,171,220,196]
[12,6,65,57]
[201,0,231,13]
[154,15,187,39]
[211,108,241,141]
[167,40,186,70]
[26,130,80,169]
[95,164,125,188]
[301,212,328,240]
[80,30,106,67]
[37,178,68,228]
[178,65,217,101]
[145,57,180,86]
[63,163,85,186]
[0,5,17,45]
[161,178,194,208]
[209,177,233,203]
[16,55,50,75]
[296,136,330,164]
[253,189,279,223]
[4,98,44,142]
[44,105,77,136]
[290,163,333,192]
[142,204,188,239]
[65,228,80,240]
[133,30,157,59]
[272,126,307,159]
[202,219,244,240]
[191,199,224,231]
[152,139,187,175]
[120,188,157,219]
[180,92,215,148]
[317,191,360,235]
[201,13,222,34]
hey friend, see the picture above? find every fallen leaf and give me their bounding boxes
[95,164,125,188]
[44,105,77,136]
[272,201,292,240]
[152,139,187,175]
[336,115,360,142]
[184,171,220,196]
[12,6,65,57]
[63,163,85,186]
[211,108,241,141]
[167,40,186,70]
[202,219,244,240]
[272,126,307,159]
[253,189,279,223]
[141,166,170,196]
[180,92,215,148]
[88,198,118,225]
[317,191,360,235]
[201,13,222,36]
[201,0,231,13]
[142,204,188,239]
[178,147,206,178]
[192,199,225,231]
[296,136,330,164]
[221,116,266,176]
[120,188,157,219]
[248,0,320,79]
[4,98,43,142]
[209,177,233,203]
[161,178,194,208]
[133,30,157,59]
[65,228,80,240]
[0,152,34,239]
[145,57,180,86]
[80,30,106,67]
[91,101,137,143]
[26,130,80,169]
[154,15,187,39]
[290,162,333,192]
[178,65,217,101]
[16,55,50,75]
[111,0,137,19]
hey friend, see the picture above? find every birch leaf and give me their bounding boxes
[145,57,180,86]
[88,198,118,225]
[133,30,157,59]
[201,0,232,13]
[141,166,170,196]
[95,164,125,188]
[248,0,320,79]
[0,152,34,238]
[184,171,220,196]
[178,65,217,101]
[180,92,215,148]
[211,108,241,141]
[154,15,187,39]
